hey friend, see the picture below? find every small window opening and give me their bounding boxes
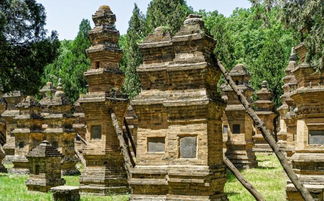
[233,124,241,134]
[18,142,25,148]
[95,61,100,69]
[35,164,40,175]
[91,125,102,139]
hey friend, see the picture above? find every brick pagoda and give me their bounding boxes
[78,5,129,195]
[130,14,227,201]
[286,45,324,200]
[223,64,257,169]
[252,81,276,152]
[11,96,42,174]
[40,81,79,175]
[277,49,298,157]
[26,140,65,192]
[2,91,23,162]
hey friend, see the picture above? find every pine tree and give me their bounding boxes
[42,19,91,102]
[146,0,193,35]
[121,4,146,98]
[0,0,59,94]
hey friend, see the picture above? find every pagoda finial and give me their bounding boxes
[289,47,297,61]
[92,5,116,27]
[54,78,65,97]
[261,80,268,89]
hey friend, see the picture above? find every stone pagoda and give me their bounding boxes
[286,45,324,200]
[0,94,6,172]
[277,49,298,157]
[72,101,86,153]
[0,145,5,172]
[130,14,227,201]
[26,140,65,192]
[39,81,79,175]
[78,5,129,195]
[222,64,257,169]
[252,81,276,152]
[0,94,6,145]
[11,96,42,174]
[2,91,23,162]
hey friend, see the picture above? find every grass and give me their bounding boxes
[0,153,285,201]
[225,153,287,201]
[0,173,129,201]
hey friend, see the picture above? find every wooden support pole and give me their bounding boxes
[110,110,135,179]
[74,146,86,166]
[217,60,314,201]
[76,133,88,145]
[224,156,266,201]
[123,118,137,156]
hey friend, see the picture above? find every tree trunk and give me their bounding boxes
[217,60,314,201]
[110,110,135,179]
[224,156,266,201]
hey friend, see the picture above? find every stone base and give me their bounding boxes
[79,163,129,195]
[225,149,257,169]
[26,178,66,192]
[8,168,29,174]
[3,155,15,163]
[51,185,80,201]
[286,183,324,201]
[130,194,228,201]
[79,185,129,196]
[130,165,227,201]
[252,144,273,153]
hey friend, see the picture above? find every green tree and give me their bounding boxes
[121,4,146,98]
[42,19,91,102]
[146,0,193,35]
[250,0,323,69]
[202,6,297,106]
[282,0,323,68]
[0,0,59,95]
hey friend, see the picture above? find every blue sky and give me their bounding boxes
[37,0,251,40]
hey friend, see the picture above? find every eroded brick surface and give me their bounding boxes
[78,5,129,195]
[130,14,227,201]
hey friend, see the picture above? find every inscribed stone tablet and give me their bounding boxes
[179,136,197,158]
[148,137,165,153]
[309,130,324,145]
[91,125,102,139]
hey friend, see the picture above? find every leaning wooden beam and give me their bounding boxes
[110,110,135,178]
[224,156,266,201]
[74,146,86,166]
[76,133,88,145]
[217,60,314,201]
[124,118,137,156]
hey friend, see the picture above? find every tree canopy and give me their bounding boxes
[250,0,323,69]
[0,0,59,95]
[146,0,193,35]
[120,4,146,98]
[201,4,297,106]
[42,19,91,102]
[6,0,319,108]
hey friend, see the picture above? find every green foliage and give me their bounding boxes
[121,1,193,98]
[0,0,59,95]
[250,0,323,69]
[42,19,91,102]
[282,0,323,69]
[202,6,297,106]
[120,4,146,98]
[146,0,193,35]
